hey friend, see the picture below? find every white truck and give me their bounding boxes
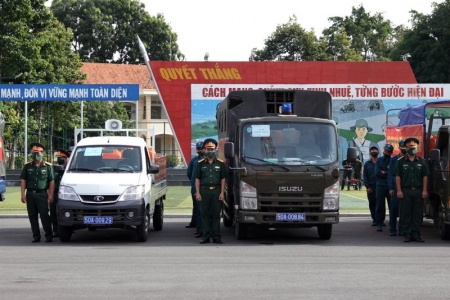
[57,136,167,242]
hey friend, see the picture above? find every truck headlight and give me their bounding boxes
[59,185,81,201]
[240,181,257,210]
[118,185,145,201]
[323,182,339,211]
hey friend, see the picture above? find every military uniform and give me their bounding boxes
[50,149,69,237]
[395,153,429,241]
[195,138,227,244]
[20,143,55,243]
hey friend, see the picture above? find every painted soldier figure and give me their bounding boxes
[194,138,227,244]
[395,137,429,242]
[20,142,55,243]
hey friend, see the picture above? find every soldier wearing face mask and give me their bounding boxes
[387,140,406,236]
[50,149,70,238]
[375,144,394,232]
[20,142,55,243]
[395,137,429,243]
[194,138,227,244]
[363,146,379,226]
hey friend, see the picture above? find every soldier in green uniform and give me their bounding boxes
[395,137,429,243]
[20,142,55,243]
[194,138,227,244]
[50,149,70,238]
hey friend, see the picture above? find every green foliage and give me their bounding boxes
[323,5,394,61]
[252,16,325,61]
[166,154,180,168]
[391,1,450,83]
[51,0,184,62]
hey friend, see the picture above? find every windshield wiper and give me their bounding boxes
[277,158,327,171]
[243,156,290,171]
[68,167,102,173]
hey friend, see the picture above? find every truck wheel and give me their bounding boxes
[58,225,73,243]
[235,222,248,240]
[439,214,450,240]
[137,210,150,242]
[317,224,332,240]
[153,202,164,231]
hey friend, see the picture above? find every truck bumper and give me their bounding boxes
[236,211,339,227]
[57,199,146,228]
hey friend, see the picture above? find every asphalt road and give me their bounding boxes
[0,217,449,300]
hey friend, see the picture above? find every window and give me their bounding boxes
[143,105,146,120]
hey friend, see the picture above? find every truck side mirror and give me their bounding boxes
[430,149,440,163]
[224,142,235,158]
[346,147,358,162]
[148,165,160,174]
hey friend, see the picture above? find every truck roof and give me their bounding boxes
[76,136,147,147]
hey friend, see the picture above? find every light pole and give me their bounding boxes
[204,52,209,61]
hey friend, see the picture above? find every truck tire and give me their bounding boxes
[137,210,150,242]
[153,201,164,231]
[439,213,450,240]
[317,224,332,240]
[235,222,248,240]
[58,225,73,243]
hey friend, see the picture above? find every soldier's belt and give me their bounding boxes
[28,189,47,193]
[201,186,220,190]
[403,186,422,190]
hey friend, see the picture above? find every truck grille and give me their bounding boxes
[259,193,322,213]
[80,195,119,204]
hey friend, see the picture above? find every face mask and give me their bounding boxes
[57,158,65,165]
[400,148,407,155]
[370,152,378,157]
[407,146,417,156]
[32,154,43,162]
[384,152,391,159]
[206,152,216,159]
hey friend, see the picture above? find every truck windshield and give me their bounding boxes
[242,122,337,166]
[68,145,142,172]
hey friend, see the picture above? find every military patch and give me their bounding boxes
[217,158,224,162]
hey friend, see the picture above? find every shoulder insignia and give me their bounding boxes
[198,158,205,163]
[44,161,52,166]
[27,161,33,165]
[217,158,224,162]
[397,156,405,161]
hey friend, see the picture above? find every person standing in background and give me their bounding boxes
[50,149,70,238]
[388,140,406,236]
[341,157,353,191]
[353,157,363,190]
[375,144,394,232]
[186,141,204,235]
[363,146,379,226]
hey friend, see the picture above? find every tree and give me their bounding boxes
[0,0,86,167]
[320,26,363,61]
[391,1,450,83]
[251,16,327,61]
[323,5,394,61]
[51,0,183,63]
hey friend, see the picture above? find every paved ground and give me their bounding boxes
[0,217,449,300]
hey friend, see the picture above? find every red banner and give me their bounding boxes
[386,125,424,156]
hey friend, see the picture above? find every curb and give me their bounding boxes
[0,213,371,219]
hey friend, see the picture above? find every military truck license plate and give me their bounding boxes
[276,213,305,221]
[83,216,113,224]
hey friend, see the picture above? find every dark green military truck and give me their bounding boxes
[217,90,352,240]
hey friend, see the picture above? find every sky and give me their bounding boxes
[144,0,443,61]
